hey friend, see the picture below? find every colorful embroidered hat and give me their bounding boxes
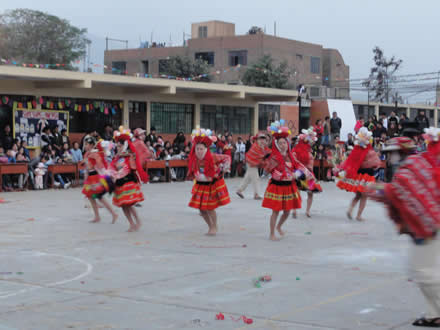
[423,127,440,144]
[191,127,217,147]
[113,126,132,143]
[298,127,318,144]
[382,136,416,153]
[267,120,291,139]
[355,127,373,148]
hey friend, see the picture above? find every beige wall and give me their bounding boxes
[191,21,235,39]
[104,34,350,91]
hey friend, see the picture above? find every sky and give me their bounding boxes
[2,0,440,103]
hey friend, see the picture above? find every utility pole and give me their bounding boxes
[274,21,276,36]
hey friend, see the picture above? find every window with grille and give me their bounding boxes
[151,103,194,133]
[310,57,320,74]
[228,50,247,66]
[198,26,208,38]
[195,52,215,66]
[310,87,320,97]
[112,61,126,75]
[201,105,253,134]
[258,104,280,131]
[158,59,170,75]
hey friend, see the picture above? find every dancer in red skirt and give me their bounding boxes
[291,127,323,218]
[187,128,231,236]
[335,127,381,221]
[82,137,118,223]
[262,120,312,241]
[109,127,149,232]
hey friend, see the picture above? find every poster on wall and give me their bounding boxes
[13,108,69,149]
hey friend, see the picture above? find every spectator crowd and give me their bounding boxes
[0,109,432,191]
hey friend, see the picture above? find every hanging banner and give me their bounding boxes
[12,108,69,149]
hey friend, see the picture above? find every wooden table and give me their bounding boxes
[0,163,29,192]
[47,164,79,188]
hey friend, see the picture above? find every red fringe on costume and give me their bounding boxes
[82,174,113,199]
[189,178,230,210]
[262,180,302,211]
[292,141,313,170]
[113,181,144,207]
[382,152,440,240]
[336,172,376,193]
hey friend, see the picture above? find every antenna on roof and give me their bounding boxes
[274,21,276,36]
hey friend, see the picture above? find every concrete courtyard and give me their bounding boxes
[0,178,429,329]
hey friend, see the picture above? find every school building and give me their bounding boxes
[0,66,299,144]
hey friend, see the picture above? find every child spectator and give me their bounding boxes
[34,163,46,190]
[70,142,83,163]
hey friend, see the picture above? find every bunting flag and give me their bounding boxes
[1,94,122,116]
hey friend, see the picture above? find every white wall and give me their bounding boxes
[327,99,356,142]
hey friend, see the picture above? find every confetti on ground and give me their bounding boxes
[0,272,12,275]
[0,198,9,204]
[253,275,272,288]
[352,267,360,271]
[296,277,301,281]
[27,218,35,221]
[16,272,24,275]
[371,257,377,262]
[216,313,253,324]
[305,232,312,235]
[80,281,85,284]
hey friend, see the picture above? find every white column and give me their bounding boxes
[194,102,201,128]
[435,108,438,128]
[123,99,129,127]
[253,103,259,134]
[146,101,151,131]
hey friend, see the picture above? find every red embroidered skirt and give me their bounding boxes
[82,173,114,199]
[262,180,301,211]
[337,168,376,193]
[112,174,144,207]
[189,178,230,210]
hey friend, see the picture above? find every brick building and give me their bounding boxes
[104,20,350,99]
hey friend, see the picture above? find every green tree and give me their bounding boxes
[0,9,90,69]
[161,55,210,82]
[362,46,403,103]
[242,55,291,89]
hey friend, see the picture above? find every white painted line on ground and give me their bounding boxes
[0,252,93,299]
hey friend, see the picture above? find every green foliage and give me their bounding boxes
[0,9,90,69]
[161,56,210,81]
[242,55,291,89]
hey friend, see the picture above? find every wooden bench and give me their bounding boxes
[47,163,79,188]
[167,159,188,182]
[0,163,29,192]
[145,160,168,182]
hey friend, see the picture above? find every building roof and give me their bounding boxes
[0,66,297,102]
